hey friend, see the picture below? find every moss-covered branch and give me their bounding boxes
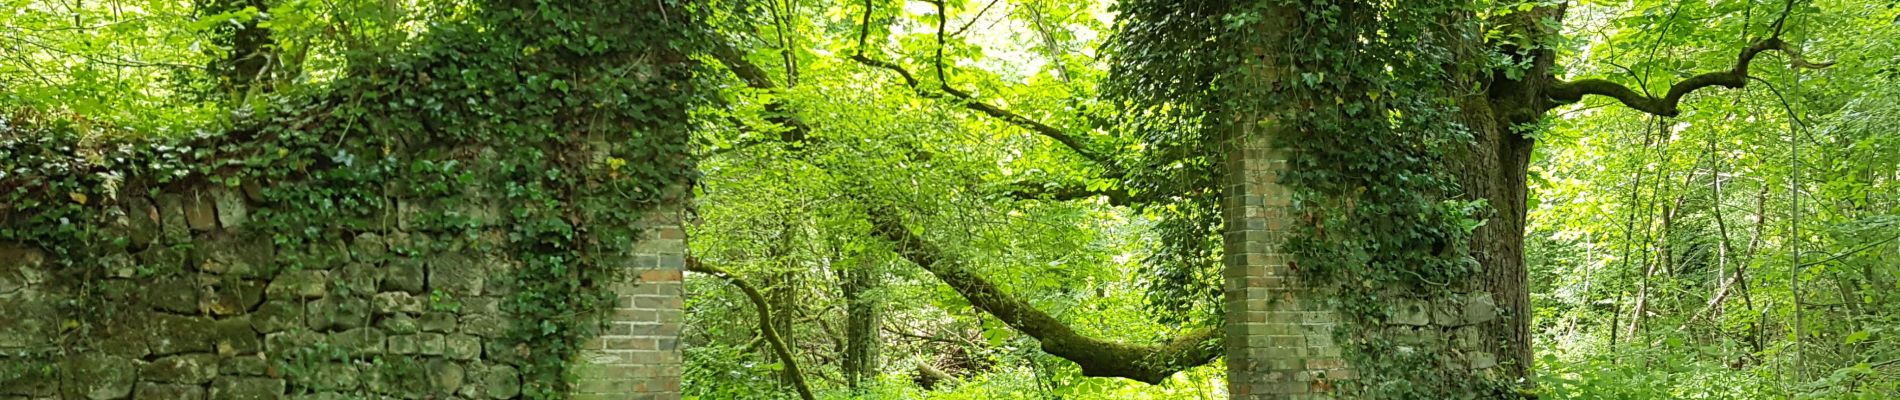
[1548,37,1832,117]
[865,207,1220,384]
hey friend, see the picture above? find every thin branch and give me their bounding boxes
[1548,37,1832,117]
[687,259,819,400]
[1796,233,1900,269]
[949,0,1003,39]
[1000,180,1133,206]
[848,0,1114,167]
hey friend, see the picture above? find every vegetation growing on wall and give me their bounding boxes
[1,0,701,397]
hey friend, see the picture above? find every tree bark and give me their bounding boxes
[839,253,882,388]
[198,0,276,98]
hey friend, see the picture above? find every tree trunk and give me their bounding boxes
[198,0,276,98]
[1451,93,1538,380]
[839,254,882,388]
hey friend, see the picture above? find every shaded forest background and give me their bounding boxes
[2,0,1897,398]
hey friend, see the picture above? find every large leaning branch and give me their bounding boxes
[865,207,1221,384]
[711,39,812,144]
[1548,37,1832,117]
[687,259,819,400]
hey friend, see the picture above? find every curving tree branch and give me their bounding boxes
[687,259,819,400]
[1548,37,1833,117]
[865,207,1221,384]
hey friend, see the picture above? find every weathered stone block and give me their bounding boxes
[387,334,423,355]
[213,187,249,229]
[460,297,500,314]
[251,300,304,333]
[480,364,521,399]
[136,244,189,275]
[148,314,217,356]
[1463,293,1498,325]
[288,362,359,392]
[142,353,220,384]
[157,193,190,244]
[429,253,485,297]
[428,359,466,395]
[379,313,419,334]
[1468,351,1497,370]
[419,312,457,333]
[212,316,264,355]
[445,334,481,361]
[201,276,266,316]
[147,276,200,314]
[374,292,424,315]
[267,270,329,300]
[99,252,136,278]
[122,197,162,248]
[484,338,526,366]
[209,377,285,400]
[351,233,387,262]
[222,355,272,377]
[382,258,426,294]
[335,263,383,296]
[134,383,206,400]
[283,241,350,271]
[185,190,219,232]
[460,314,507,338]
[329,328,386,357]
[197,234,275,277]
[61,353,140,400]
[417,332,446,356]
[1388,300,1430,326]
[306,297,370,331]
[1431,296,1462,326]
[265,329,322,353]
[88,320,152,358]
[289,392,350,400]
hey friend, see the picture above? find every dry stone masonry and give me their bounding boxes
[0,167,687,400]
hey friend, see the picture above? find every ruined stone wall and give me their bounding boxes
[0,156,686,400]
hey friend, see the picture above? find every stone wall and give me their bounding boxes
[1221,128,1348,399]
[0,172,685,400]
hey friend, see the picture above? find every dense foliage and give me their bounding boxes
[3,0,699,397]
[3,0,1897,398]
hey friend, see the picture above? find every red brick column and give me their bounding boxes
[573,208,686,400]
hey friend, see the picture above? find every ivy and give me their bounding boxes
[0,0,704,398]
[1110,0,1512,398]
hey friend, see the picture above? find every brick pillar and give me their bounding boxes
[1222,128,1348,399]
[573,207,686,400]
